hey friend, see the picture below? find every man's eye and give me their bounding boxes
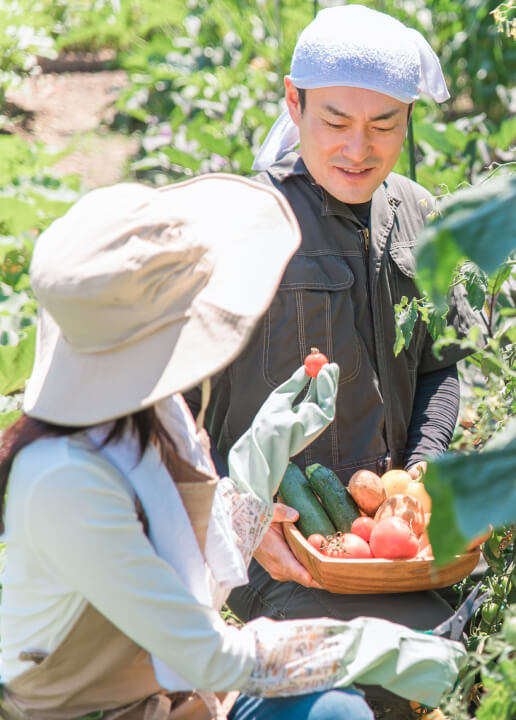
[325,121,348,129]
[373,126,395,132]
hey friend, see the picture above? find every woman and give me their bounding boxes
[0,175,464,720]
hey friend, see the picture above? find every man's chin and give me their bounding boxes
[329,186,375,204]
[323,171,379,204]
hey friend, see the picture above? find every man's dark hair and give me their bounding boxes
[297,87,307,113]
[296,87,413,120]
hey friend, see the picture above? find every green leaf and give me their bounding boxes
[0,326,36,395]
[161,147,201,172]
[393,297,419,356]
[0,197,39,236]
[488,262,514,297]
[458,261,488,311]
[414,121,465,155]
[499,307,516,318]
[503,326,516,344]
[0,408,21,429]
[416,176,516,305]
[426,418,516,565]
[490,115,516,151]
[417,228,464,310]
[477,659,516,720]
[427,304,448,339]
[196,130,232,157]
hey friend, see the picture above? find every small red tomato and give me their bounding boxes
[322,533,372,559]
[307,533,327,553]
[351,516,376,543]
[324,545,346,558]
[304,347,329,378]
[369,517,419,560]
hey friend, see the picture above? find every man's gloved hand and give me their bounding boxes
[227,363,339,506]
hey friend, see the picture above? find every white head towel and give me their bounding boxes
[253,4,450,171]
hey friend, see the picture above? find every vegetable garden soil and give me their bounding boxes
[5,52,138,189]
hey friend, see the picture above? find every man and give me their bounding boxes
[186,5,479,717]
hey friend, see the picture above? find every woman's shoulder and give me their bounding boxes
[15,432,114,472]
[9,433,133,507]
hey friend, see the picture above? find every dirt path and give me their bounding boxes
[6,60,139,189]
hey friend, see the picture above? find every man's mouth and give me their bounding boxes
[336,167,371,174]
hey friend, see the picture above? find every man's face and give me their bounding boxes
[285,81,410,204]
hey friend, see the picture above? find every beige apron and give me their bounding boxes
[0,450,239,720]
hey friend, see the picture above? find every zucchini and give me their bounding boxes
[278,462,336,538]
[305,463,361,533]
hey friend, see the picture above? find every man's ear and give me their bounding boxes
[284,77,302,127]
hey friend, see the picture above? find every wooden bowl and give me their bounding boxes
[283,522,480,594]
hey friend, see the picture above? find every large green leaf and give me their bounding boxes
[416,175,516,305]
[426,419,516,565]
[490,115,516,152]
[0,325,36,395]
[0,197,39,236]
[414,121,465,155]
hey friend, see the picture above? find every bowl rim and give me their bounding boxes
[283,521,481,568]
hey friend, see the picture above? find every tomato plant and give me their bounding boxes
[481,601,502,627]
[503,614,516,647]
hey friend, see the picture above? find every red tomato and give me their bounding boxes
[307,533,327,553]
[374,494,426,537]
[369,517,419,559]
[351,516,376,543]
[304,348,329,378]
[322,533,372,559]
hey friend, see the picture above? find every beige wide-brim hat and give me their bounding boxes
[24,174,301,426]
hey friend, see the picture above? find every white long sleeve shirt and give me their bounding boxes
[0,433,255,687]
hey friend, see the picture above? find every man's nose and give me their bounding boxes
[341,130,371,164]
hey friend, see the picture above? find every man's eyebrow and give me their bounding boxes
[322,105,402,122]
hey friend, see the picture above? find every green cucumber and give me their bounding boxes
[278,462,336,538]
[305,463,361,533]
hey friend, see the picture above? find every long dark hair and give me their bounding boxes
[0,407,176,534]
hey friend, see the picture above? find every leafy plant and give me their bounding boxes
[0,135,78,426]
[392,173,516,562]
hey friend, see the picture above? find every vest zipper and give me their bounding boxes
[360,227,370,253]
[358,226,390,469]
[358,226,375,358]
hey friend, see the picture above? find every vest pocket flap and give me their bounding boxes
[389,244,417,278]
[279,254,355,291]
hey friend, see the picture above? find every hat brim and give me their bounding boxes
[24,175,300,426]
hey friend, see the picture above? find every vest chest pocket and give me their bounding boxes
[263,255,361,388]
[389,243,418,290]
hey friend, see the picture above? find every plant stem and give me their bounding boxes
[407,116,417,182]
[275,0,282,90]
